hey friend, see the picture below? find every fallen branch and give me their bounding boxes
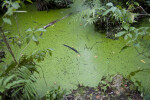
[40,13,72,36]
[132,6,150,17]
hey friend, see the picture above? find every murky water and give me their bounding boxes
[1,4,150,97]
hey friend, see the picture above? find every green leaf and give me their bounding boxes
[106,2,113,7]
[3,18,12,25]
[26,28,32,32]
[134,2,139,6]
[127,12,135,23]
[32,35,39,45]
[111,7,116,12]
[35,28,46,32]
[32,35,38,42]
[47,48,53,56]
[124,35,128,40]
[11,2,20,9]
[25,34,31,44]
[2,2,6,9]
[103,9,111,16]
[5,7,14,16]
[116,31,126,37]
[115,9,122,16]
[1,61,17,77]
[122,23,129,30]
[119,45,131,53]
[129,27,135,31]
[134,43,140,47]
[27,0,32,3]
[127,33,132,38]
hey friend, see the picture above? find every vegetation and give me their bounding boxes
[65,74,143,100]
[42,86,65,100]
[0,0,52,99]
[36,0,72,11]
[73,0,150,39]
[0,0,150,99]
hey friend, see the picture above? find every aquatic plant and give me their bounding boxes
[72,0,150,96]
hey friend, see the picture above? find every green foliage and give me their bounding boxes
[0,48,52,77]
[0,67,37,100]
[73,1,136,32]
[2,18,12,25]
[0,0,53,99]
[2,0,20,16]
[44,86,65,100]
[0,48,52,99]
[25,27,46,45]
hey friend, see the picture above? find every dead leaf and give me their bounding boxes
[115,91,120,95]
[95,95,100,99]
[141,59,146,63]
[94,56,98,58]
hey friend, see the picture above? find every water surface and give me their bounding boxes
[1,4,150,96]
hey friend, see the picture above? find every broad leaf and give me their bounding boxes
[26,28,32,32]
[134,2,139,6]
[111,7,116,12]
[103,9,111,16]
[25,34,31,44]
[35,28,46,32]
[116,31,126,37]
[134,43,140,47]
[124,35,128,40]
[129,27,135,31]
[32,35,38,42]
[127,33,132,38]
[122,23,129,30]
[127,12,135,23]
[106,2,113,7]
[5,7,14,16]
[32,35,39,45]
[27,0,32,3]
[3,18,12,25]
[11,2,20,9]
[119,45,131,53]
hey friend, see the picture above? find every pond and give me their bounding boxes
[1,3,150,97]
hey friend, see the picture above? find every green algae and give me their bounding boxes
[1,4,150,97]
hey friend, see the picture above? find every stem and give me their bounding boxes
[0,27,17,64]
[19,41,31,58]
[14,14,21,35]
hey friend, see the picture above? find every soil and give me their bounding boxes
[64,75,143,100]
